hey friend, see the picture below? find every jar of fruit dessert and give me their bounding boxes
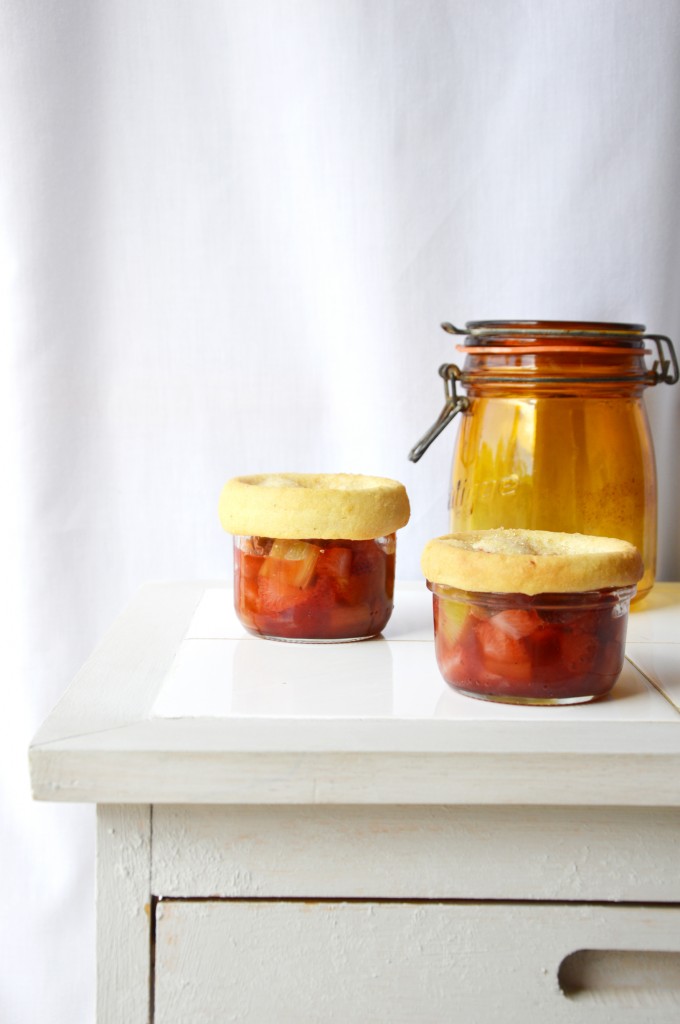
[219,473,410,642]
[421,528,643,705]
[410,320,678,600]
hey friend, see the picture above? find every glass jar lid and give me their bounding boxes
[461,319,646,341]
[445,320,650,353]
[441,319,677,375]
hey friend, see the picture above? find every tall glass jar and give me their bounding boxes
[410,321,678,600]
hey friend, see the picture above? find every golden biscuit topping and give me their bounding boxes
[422,528,643,595]
[219,473,410,540]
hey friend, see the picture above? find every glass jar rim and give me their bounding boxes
[427,580,638,607]
[426,581,639,602]
[464,320,646,338]
[450,318,655,366]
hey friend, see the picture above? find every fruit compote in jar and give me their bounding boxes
[421,528,643,705]
[410,320,678,600]
[219,473,410,642]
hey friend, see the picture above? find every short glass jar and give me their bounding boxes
[428,583,636,705]
[421,528,643,705]
[219,473,410,643]
[234,534,395,641]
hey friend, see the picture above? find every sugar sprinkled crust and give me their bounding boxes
[421,528,643,595]
[219,473,410,540]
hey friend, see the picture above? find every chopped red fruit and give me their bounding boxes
[234,535,395,641]
[258,540,320,589]
[257,575,315,614]
[432,590,629,702]
[476,617,532,684]
[351,540,384,575]
[560,628,598,675]
[239,553,263,580]
[316,546,353,582]
[489,609,542,639]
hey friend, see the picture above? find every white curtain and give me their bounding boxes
[3,1,680,1019]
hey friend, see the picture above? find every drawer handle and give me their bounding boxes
[559,949,680,1006]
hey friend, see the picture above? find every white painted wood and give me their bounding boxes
[29,582,680,806]
[29,582,680,1023]
[627,642,680,712]
[559,949,680,1002]
[32,581,208,744]
[151,804,680,903]
[96,805,152,1024]
[31,713,680,806]
[153,901,680,1023]
[29,727,680,806]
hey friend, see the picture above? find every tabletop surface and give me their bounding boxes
[29,582,680,807]
[151,584,680,722]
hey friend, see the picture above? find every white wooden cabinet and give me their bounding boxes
[31,583,680,1023]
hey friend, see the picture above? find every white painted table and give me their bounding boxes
[31,582,680,1023]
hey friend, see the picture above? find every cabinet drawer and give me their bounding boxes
[154,900,680,1023]
[152,804,680,903]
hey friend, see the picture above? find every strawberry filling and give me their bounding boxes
[234,536,395,641]
[433,591,628,702]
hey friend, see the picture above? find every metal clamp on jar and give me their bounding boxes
[410,320,678,599]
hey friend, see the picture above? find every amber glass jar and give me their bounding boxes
[410,321,678,600]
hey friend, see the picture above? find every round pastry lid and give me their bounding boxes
[219,473,410,540]
[421,528,643,596]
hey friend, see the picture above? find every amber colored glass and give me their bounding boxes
[448,323,658,600]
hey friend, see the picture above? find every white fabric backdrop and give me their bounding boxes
[3,0,680,1019]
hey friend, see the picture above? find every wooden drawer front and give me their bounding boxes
[154,900,680,1023]
[152,804,680,903]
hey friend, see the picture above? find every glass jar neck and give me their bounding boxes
[460,348,650,391]
[407,321,677,462]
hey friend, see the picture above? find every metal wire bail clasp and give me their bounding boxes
[408,363,469,462]
[644,334,679,385]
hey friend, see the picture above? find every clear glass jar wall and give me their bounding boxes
[233,534,396,642]
[429,581,636,705]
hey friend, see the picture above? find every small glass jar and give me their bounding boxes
[428,583,636,705]
[219,473,410,643]
[234,534,396,641]
[421,528,643,705]
[410,320,678,600]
